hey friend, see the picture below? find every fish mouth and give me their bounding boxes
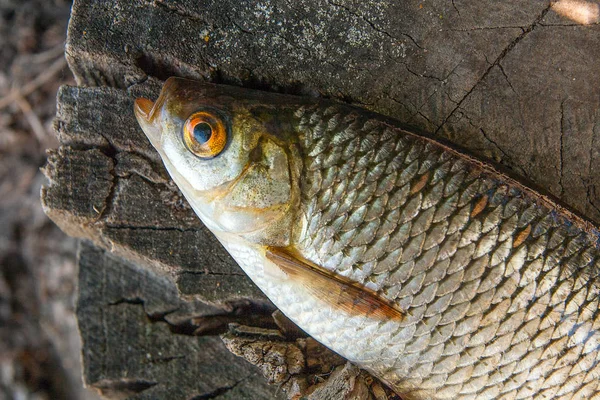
[134,97,154,119]
[134,77,180,121]
[134,97,162,149]
[133,78,182,149]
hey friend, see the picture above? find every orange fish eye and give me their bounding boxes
[182,111,227,159]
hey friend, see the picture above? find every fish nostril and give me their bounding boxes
[248,138,267,164]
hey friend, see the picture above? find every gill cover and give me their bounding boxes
[133,78,300,243]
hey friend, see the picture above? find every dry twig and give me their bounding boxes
[15,94,48,144]
[18,43,66,65]
[0,56,67,111]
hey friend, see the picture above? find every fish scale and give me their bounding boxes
[135,79,600,399]
[292,104,600,398]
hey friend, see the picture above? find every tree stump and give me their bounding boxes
[76,242,280,399]
[41,0,600,398]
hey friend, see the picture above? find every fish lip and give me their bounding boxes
[133,77,179,122]
[134,97,154,120]
[133,100,161,149]
[133,77,181,150]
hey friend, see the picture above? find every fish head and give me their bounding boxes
[134,78,302,243]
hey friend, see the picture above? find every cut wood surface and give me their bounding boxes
[77,242,282,399]
[41,0,600,398]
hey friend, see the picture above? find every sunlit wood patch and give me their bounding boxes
[552,0,599,25]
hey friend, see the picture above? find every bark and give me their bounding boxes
[76,242,281,399]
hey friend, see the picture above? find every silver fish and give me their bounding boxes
[134,77,600,400]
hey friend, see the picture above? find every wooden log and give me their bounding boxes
[61,0,600,222]
[77,241,282,399]
[44,84,266,304]
[41,0,600,398]
[221,324,401,399]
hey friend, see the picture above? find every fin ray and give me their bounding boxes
[266,247,403,321]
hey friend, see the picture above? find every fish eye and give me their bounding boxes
[183,111,227,159]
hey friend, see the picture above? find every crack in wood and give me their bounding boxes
[327,0,424,50]
[435,1,554,135]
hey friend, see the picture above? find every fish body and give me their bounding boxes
[135,78,600,399]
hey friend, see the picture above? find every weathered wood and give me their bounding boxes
[44,84,266,304]
[222,325,401,399]
[77,241,282,399]
[62,0,600,222]
[41,0,600,398]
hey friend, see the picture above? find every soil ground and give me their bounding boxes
[0,1,98,399]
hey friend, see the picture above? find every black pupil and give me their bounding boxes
[193,122,212,144]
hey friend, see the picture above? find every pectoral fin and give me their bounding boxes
[265,247,403,321]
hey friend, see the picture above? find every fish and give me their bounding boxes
[134,77,600,399]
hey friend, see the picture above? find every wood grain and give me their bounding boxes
[42,0,600,398]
